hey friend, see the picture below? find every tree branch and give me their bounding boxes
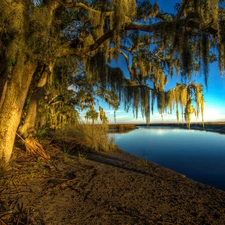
[64,2,112,17]
[55,16,219,59]
[118,50,133,76]
[175,0,189,20]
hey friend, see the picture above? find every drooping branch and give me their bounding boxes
[65,2,112,16]
[117,49,133,76]
[56,15,220,60]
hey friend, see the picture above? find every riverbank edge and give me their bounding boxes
[1,123,225,224]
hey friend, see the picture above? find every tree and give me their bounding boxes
[1,0,225,163]
[85,106,99,124]
[0,0,60,162]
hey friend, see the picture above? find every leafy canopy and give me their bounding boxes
[1,0,225,127]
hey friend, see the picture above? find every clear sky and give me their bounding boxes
[80,0,225,124]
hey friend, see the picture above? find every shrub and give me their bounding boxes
[52,121,115,153]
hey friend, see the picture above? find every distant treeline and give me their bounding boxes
[108,122,225,134]
[137,122,225,133]
[108,124,137,132]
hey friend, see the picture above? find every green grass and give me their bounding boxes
[36,127,50,138]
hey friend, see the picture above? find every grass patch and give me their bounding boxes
[36,127,50,139]
[52,121,115,154]
[78,151,88,161]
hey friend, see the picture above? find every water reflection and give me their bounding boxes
[155,129,165,135]
[112,126,225,191]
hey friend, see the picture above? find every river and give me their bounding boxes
[112,126,225,191]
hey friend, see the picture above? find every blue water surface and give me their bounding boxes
[112,126,225,191]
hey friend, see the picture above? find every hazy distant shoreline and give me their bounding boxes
[109,122,225,134]
[135,122,225,134]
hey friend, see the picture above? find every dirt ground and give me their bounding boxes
[1,142,225,225]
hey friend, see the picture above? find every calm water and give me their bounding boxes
[113,126,225,191]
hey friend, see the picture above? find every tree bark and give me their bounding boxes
[0,60,37,163]
[0,55,8,109]
[19,63,54,138]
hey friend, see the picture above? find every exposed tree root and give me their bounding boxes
[16,134,50,159]
[24,137,50,159]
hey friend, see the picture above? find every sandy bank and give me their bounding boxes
[1,144,225,224]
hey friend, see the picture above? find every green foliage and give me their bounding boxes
[36,127,50,138]
[85,107,99,124]
[1,0,225,146]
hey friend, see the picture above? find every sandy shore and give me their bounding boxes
[1,143,225,224]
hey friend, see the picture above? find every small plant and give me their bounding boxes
[78,151,88,161]
[36,127,49,138]
[61,141,77,155]
[33,161,40,169]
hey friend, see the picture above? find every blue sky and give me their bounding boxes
[80,0,225,124]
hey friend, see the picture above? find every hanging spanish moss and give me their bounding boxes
[181,31,192,79]
[141,87,150,125]
[184,100,194,129]
[137,51,152,81]
[151,89,156,115]
[107,66,125,93]
[219,43,225,75]
[172,23,182,56]
[58,0,223,127]
[165,89,174,114]
[85,52,107,82]
[99,106,107,123]
[133,87,139,118]
[164,82,204,128]
[180,85,188,106]
[88,10,103,39]
[123,85,151,124]
[157,91,165,115]
[191,83,204,119]
[111,0,136,30]
[201,33,210,87]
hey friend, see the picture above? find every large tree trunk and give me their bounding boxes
[0,0,60,163]
[0,60,37,163]
[19,62,54,138]
[0,55,8,110]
